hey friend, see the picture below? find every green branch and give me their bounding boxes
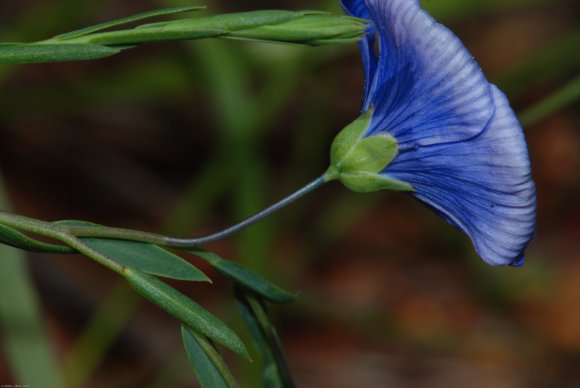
[0,7,367,65]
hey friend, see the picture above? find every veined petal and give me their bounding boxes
[363,0,494,147]
[335,0,537,265]
[340,0,377,104]
[383,86,536,266]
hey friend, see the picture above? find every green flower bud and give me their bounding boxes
[325,108,413,193]
[136,10,367,46]
[231,11,367,45]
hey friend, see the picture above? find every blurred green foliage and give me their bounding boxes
[0,0,578,387]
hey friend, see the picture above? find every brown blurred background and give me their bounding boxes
[0,0,579,387]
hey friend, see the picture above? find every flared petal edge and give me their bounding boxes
[384,86,536,266]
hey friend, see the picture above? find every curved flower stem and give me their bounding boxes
[0,175,328,249]
[165,175,327,247]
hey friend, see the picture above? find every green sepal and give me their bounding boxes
[326,108,413,193]
[337,134,398,173]
[329,107,374,168]
[339,172,413,193]
[181,325,240,388]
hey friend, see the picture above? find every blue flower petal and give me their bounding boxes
[338,0,537,265]
[363,0,495,148]
[384,86,536,266]
[340,0,370,18]
[340,0,377,103]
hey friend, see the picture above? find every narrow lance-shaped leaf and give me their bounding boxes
[0,44,119,65]
[53,5,206,40]
[0,224,74,254]
[181,325,240,388]
[187,248,296,304]
[123,268,249,359]
[82,238,210,282]
[235,289,294,388]
[56,221,209,282]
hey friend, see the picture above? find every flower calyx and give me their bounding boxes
[324,108,412,193]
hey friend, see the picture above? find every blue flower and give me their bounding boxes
[334,0,536,266]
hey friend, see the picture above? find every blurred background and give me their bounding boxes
[0,0,579,387]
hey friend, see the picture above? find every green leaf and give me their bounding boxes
[0,43,119,64]
[0,179,64,388]
[235,289,294,388]
[56,220,209,282]
[0,224,74,254]
[1,10,365,66]
[53,6,206,40]
[187,248,296,304]
[83,238,210,282]
[123,268,249,359]
[181,325,240,388]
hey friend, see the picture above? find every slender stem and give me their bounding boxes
[58,235,125,274]
[0,176,327,249]
[0,212,124,273]
[0,212,67,240]
[165,175,327,247]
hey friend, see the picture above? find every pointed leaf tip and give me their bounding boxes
[187,248,297,304]
[124,268,249,359]
[181,325,240,388]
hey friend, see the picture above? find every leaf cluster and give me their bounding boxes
[0,216,296,387]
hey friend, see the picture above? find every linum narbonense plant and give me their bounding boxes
[0,1,537,387]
